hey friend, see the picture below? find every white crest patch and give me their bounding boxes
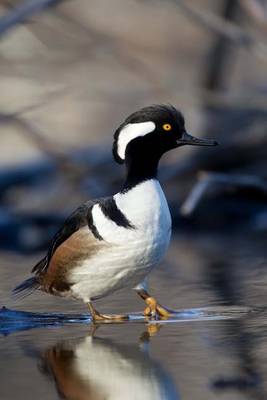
[117,121,156,160]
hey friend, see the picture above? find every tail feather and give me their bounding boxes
[13,277,40,299]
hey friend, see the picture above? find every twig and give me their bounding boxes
[180,176,211,216]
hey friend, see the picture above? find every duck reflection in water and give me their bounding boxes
[39,325,179,400]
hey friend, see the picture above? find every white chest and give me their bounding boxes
[71,180,172,301]
[96,179,171,252]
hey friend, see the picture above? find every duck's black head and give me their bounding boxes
[113,104,217,164]
[113,104,218,190]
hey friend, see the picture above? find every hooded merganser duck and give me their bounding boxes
[14,105,217,321]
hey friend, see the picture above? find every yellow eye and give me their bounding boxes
[163,123,172,131]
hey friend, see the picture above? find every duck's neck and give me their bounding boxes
[121,155,159,193]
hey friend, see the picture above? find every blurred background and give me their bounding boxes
[0,0,267,309]
[0,0,266,301]
[0,0,267,304]
[0,1,267,400]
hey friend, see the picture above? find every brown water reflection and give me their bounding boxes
[39,326,178,400]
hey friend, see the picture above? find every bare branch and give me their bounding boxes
[180,175,211,216]
[240,0,267,31]
[174,0,267,62]
[181,172,267,216]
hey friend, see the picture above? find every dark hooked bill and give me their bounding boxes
[177,131,218,146]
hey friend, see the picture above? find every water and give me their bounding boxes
[1,231,267,400]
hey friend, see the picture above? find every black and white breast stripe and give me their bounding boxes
[88,197,134,240]
[99,198,134,229]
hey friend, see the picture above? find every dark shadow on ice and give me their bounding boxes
[0,307,91,335]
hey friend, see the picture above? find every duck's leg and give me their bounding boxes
[88,302,129,322]
[137,289,173,319]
